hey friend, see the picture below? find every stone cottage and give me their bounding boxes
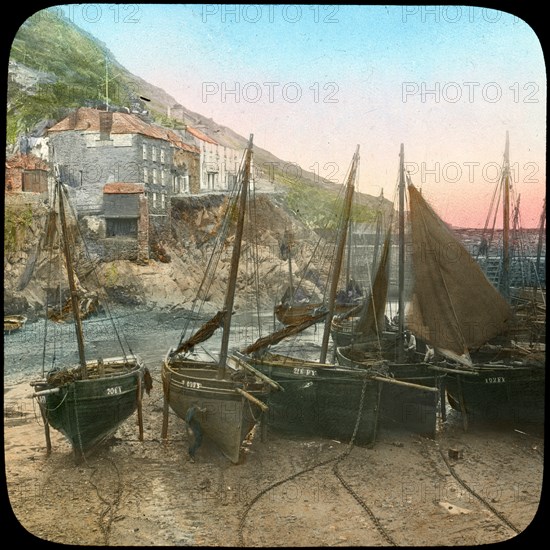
[5,153,49,194]
[184,126,240,192]
[47,107,201,260]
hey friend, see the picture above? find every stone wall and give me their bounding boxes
[50,131,138,212]
[100,237,139,262]
[173,148,201,194]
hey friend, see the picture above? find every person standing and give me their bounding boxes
[185,405,206,463]
[404,330,417,360]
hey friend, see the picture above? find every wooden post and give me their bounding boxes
[456,375,469,431]
[39,405,52,455]
[235,388,269,412]
[371,375,439,392]
[161,371,170,441]
[136,374,144,441]
[260,411,267,443]
[439,377,447,423]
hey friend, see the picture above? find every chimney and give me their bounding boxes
[99,111,113,140]
[69,109,78,129]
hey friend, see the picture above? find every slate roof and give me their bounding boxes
[48,108,200,154]
[103,183,145,194]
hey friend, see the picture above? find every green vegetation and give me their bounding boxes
[272,167,377,230]
[104,263,119,286]
[8,8,145,143]
[4,204,34,256]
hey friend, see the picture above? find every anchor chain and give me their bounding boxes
[437,448,520,535]
[238,374,397,546]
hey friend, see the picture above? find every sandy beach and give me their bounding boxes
[4,309,545,546]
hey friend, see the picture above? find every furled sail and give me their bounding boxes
[405,184,513,365]
[171,310,227,355]
[354,227,392,336]
[241,309,327,355]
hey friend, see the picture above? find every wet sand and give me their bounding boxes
[4,308,545,546]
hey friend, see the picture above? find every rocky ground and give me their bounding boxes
[4,310,545,547]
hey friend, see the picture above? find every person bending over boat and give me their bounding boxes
[185,405,207,463]
[423,344,435,363]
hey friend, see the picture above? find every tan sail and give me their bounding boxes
[405,184,514,364]
[354,226,392,336]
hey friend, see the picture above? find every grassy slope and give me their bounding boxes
[7,8,392,229]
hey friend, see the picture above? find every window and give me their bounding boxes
[161,169,166,186]
[153,168,158,183]
[142,143,147,160]
[152,192,157,208]
[103,191,140,238]
[22,170,48,193]
[207,172,216,189]
[106,218,137,237]
[160,149,165,164]
[143,166,148,183]
[183,175,189,193]
[152,146,157,162]
[161,193,165,209]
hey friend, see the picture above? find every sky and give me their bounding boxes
[12,4,547,228]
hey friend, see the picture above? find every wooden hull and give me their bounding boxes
[330,317,368,347]
[331,317,398,347]
[162,358,271,463]
[32,356,146,459]
[443,363,545,424]
[336,345,444,437]
[249,353,381,446]
[4,315,27,334]
[275,302,357,326]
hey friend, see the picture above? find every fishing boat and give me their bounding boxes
[274,295,360,327]
[30,178,151,462]
[243,146,384,446]
[336,145,445,437]
[275,277,362,326]
[4,314,27,334]
[427,133,545,426]
[506,195,546,345]
[330,214,395,348]
[274,206,363,328]
[161,135,279,464]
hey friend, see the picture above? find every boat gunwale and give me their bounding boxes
[162,360,269,393]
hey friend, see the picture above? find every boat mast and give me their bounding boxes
[535,198,546,276]
[57,180,87,378]
[501,131,510,299]
[397,144,405,362]
[285,229,294,305]
[346,219,353,286]
[218,134,253,379]
[319,145,359,363]
[371,210,382,277]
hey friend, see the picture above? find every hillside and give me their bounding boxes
[7,8,393,226]
[5,8,396,317]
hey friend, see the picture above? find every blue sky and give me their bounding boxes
[23,4,547,227]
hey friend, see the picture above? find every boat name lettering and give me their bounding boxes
[185,381,202,389]
[106,386,122,395]
[485,377,505,384]
[293,367,317,377]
